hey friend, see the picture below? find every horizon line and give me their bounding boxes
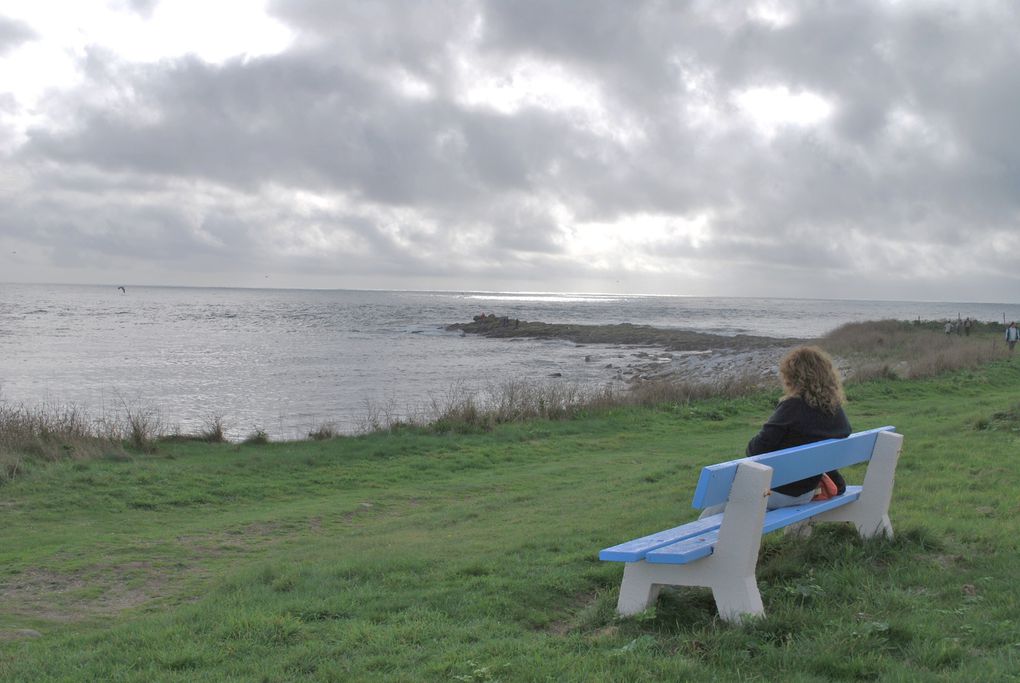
[2,280,1019,308]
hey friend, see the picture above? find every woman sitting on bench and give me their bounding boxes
[749,345,851,509]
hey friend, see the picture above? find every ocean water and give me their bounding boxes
[2,283,1017,439]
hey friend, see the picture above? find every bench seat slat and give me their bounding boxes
[643,533,717,564]
[598,514,723,562]
[642,486,863,565]
[760,486,861,534]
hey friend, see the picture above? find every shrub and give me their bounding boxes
[307,423,339,441]
[198,415,228,443]
[123,406,163,453]
[242,428,270,446]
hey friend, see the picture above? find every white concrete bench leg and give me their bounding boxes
[615,561,766,622]
[707,460,770,622]
[812,431,902,539]
[615,461,773,623]
[615,562,666,616]
[711,575,764,622]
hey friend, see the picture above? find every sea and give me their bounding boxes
[2,283,1018,440]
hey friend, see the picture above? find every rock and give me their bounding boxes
[549,372,562,378]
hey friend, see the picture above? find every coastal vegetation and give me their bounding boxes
[821,319,1005,381]
[2,357,1020,680]
[0,320,1009,484]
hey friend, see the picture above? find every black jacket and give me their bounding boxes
[746,396,852,496]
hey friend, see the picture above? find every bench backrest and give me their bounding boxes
[691,426,897,509]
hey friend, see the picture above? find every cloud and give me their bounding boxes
[0,17,36,55]
[122,0,160,19]
[4,0,1020,300]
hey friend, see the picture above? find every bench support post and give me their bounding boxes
[615,562,665,616]
[809,431,902,539]
[615,461,772,623]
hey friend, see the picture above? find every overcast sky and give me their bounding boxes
[1,1,1018,302]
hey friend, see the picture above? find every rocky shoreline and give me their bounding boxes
[448,315,803,386]
[592,346,796,385]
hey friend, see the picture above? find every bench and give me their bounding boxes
[599,426,903,623]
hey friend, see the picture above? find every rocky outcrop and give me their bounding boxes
[447,315,797,352]
[448,315,805,387]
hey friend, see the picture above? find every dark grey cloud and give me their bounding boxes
[22,50,587,208]
[5,0,1020,299]
[0,16,35,54]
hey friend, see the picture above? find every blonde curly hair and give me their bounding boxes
[779,346,845,414]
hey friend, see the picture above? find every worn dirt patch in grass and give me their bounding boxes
[540,590,604,637]
[0,628,42,641]
[0,562,173,623]
[175,519,296,559]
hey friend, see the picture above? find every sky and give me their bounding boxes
[1,0,1018,302]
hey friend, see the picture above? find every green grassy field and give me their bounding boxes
[2,361,1020,681]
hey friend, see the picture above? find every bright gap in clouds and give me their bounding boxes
[734,86,833,138]
[562,210,712,272]
[748,1,796,28]
[0,0,293,144]
[455,54,644,145]
[7,0,292,66]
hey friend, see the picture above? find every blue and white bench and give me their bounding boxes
[600,426,903,623]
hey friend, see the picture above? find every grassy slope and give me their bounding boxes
[2,363,1020,681]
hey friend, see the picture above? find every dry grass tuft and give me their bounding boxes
[307,423,339,441]
[0,401,230,484]
[242,428,270,446]
[0,403,125,483]
[198,415,228,443]
[629,373,767,406]
[355,373,769,435]
[123,406,164,454]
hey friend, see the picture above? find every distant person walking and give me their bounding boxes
[1006,322,1019,358]
[963,318,972,336]
[944,321,953,335]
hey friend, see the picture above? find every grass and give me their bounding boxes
[3,359,1020,681]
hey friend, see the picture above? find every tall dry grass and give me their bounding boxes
[0,401,227,484]
[0,403,125,483]
[356,380,624,434]
[354,373,769,435]
[821,319,1006,380]
[628,373,767,406]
